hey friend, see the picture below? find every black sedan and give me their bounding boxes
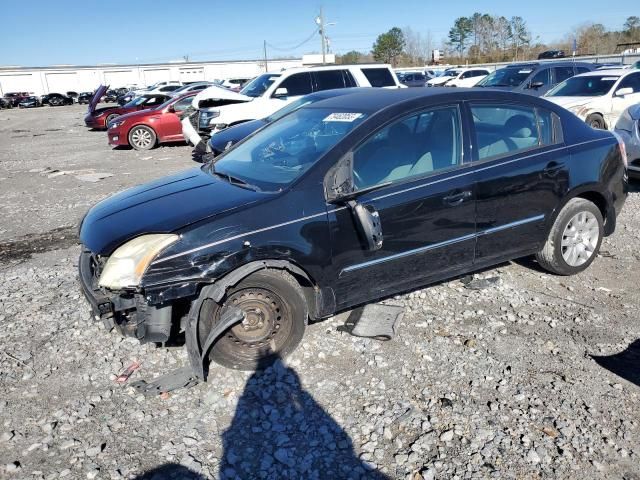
[18,96,41,108]
[78,89,627,377]
[77,92,94,104]
[41,93,73,106]
[0,97,13,109]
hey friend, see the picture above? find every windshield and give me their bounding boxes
[443,69,462,77]
[239,73,281,98]
[477,67,532,87]
[209,107,368,191]
[546,75,619,97]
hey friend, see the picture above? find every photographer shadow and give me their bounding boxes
[218,355,389,479]
[591,339,640,388]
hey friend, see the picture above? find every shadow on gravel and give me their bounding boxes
[0,226,78,264]
[219,355,389,479]
[591,339,640,387]
[133,464,206,479]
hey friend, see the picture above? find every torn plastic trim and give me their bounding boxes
[184,259,324,380]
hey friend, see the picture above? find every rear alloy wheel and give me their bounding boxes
[128,125,157,150]
[198,270,307,371]
[586,113,606,130]
[536,198,603,275]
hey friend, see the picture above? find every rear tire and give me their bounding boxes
[586,113,606,130]
[198,269,307,371]
[536,198,603,275]
[128,125,156,150]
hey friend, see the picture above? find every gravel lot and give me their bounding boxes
[1,105,639,480]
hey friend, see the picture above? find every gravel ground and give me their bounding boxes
[1,105,639,480]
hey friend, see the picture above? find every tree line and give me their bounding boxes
[336,15,640,67]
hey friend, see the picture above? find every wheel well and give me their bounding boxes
[576,191,607,221]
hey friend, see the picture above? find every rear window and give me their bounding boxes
[361,68,396,87]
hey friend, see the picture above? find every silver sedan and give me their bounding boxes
[615,104,640,178]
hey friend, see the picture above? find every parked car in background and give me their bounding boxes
[146,84,183,95]
[426,68,489,87]
[545,68,640,129]
[79,88,626,374]
[4,92,31,106]
[538,50,566,59]
[84,85,172,129]
[398,72,428,87]
[170,82,215,95]
[476,62,595,97]
[18,96,41,108]
[41,93,73,106]
[219,78,252,91]
[66,91,79,103]
[183,64,403,147]
[107,92,196,150]
[0,97,13,109]
[117,91,137,106]
[207,87,371,156]
[614,104,640,178]
[78,92,94,104]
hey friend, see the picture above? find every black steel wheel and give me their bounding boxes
[198,270,307,370]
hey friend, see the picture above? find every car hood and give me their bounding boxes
[111,107,159,123]
[427,76,453,85]
[208,119,267,152]
[192,85,252,109]
[545,96,595,109]
[88,84,108,114]
[80,167,263,255]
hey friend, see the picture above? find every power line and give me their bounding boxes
[266,28,320,52]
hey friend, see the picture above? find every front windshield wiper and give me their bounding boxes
[210,166,261,192]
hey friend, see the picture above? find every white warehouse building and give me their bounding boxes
[0,55,334,96]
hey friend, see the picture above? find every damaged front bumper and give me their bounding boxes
[78,248,174,343]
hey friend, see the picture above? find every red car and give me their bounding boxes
[107,92,196,150]
[84,85,171,130]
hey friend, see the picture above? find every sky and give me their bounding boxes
[0,0,635,67]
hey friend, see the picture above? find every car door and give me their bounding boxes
[154,95,194,141]
[526,68,551,96]
[327,104,477,309]
[468,102,569,263]
[610,72,640,127]
[272,72,313,104]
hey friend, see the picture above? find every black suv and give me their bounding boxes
[476,61,595,96]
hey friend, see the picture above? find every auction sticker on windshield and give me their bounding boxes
[323,113,364,122]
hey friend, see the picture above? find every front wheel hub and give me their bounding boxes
[226,288,283,348]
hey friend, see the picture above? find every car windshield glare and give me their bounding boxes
[547,76,619,97]
[239,73,281,98]
[208,107,368,192]
[478,68,531,87]
[265,97,314,123]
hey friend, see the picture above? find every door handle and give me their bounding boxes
[443,190,472,206]
[543,162,563,177]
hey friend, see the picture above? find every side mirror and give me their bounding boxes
[273,87,288,98]
[347,200,383,251]
[614,87,633,97]
[528,81,544,89]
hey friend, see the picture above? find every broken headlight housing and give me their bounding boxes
[199,110,220,128]
[98,234,179,290]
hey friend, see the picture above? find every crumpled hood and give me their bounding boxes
[192,85,251,109]
[80,167,262,255]
[545,96,593,110]
[427,76,453,86]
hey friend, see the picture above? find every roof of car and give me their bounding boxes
[504,61,593,69]
[574,68,629,77]
[304,87,550,114]
[268,64,394,75]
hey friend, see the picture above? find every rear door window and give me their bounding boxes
[470,104,553,161]
[554,66,574,83]
[276,72,313,96]
[361,68,396,87]
[314,70,347,91]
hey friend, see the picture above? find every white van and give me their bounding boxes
[181,64,403,147]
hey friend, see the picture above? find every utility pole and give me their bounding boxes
[263,40,269,72]
[317,7,326,65]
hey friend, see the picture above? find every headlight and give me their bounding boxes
[109,120,124,129]
[98,234,179,290]
[199,110,220,128]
